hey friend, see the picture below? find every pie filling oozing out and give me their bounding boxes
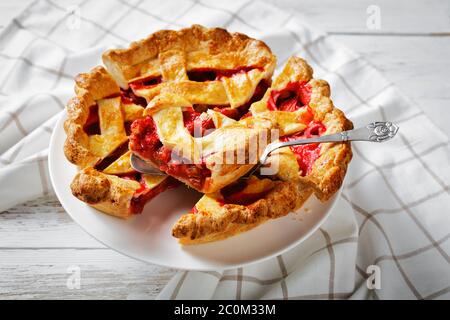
[281,121,326,176]
[267,81,312,112]
[120,88,148,107]
[189,176,275,214]
[129,75,163,91]
[128,68,271,191]
[130,115,211,191]
[81,88,180,214]
[121,172,180,214]
[83,88,147,137]
[219,178,274,206]
[184,80,327,213]
[268,81,326,176]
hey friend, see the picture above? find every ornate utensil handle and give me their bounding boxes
[259,122,399,165]
[339,121,400,142]
[132,121,399,177]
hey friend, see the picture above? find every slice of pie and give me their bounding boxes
[172,56,352,244]
[64,66,179,218]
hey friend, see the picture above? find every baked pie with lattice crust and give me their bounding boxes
[64,25,352,244]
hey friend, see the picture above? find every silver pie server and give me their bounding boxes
[131,153,166,175]
[243,121,399,178]
[130,121,399,178]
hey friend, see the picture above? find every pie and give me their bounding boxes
[63,25,352,244]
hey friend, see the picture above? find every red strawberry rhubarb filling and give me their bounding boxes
[268,81,326,176]
[129,115,212,191]
[267,81,311,112]
[120,172,179,214]
[129,72,270,190]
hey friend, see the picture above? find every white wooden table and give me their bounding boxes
[1,0,449,299]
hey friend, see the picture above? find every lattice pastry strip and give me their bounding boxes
[64,66,177,218]
[87,97,127,161]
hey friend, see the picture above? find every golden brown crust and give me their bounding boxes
[64,66,121,168]
[64,66,167,218]
[70,167,140,218]
[306,108,353,201]
[102,24,276,88]
[172,179,313,244]
[74,66,120,99]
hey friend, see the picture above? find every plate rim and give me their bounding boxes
[48,111,339,271]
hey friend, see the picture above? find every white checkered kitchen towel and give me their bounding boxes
[0,0,449,300]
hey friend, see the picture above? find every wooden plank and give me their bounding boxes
[330,34,450,137]
[0,211,103,248]
[1,195,102,248]
[265,0,450,34]
[0,249,176,299]
[0,195,176,299]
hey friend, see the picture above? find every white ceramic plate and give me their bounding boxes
[49,112,338,271]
